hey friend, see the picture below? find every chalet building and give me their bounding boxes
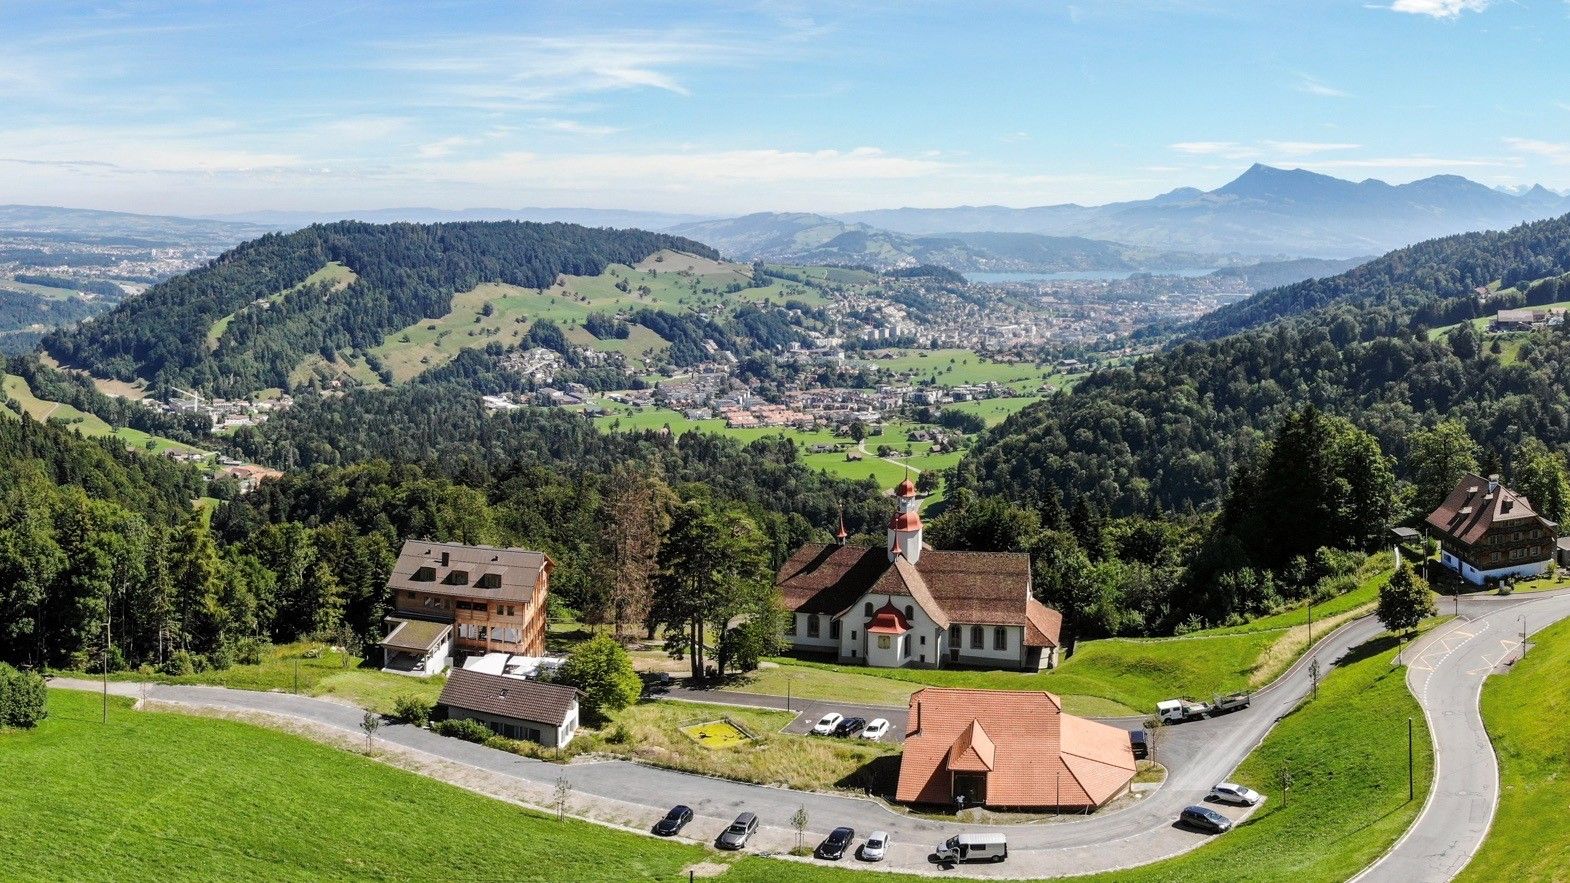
[775,478,1062,671]
[437,669,580,748]
[379,540,553,674]
[1426,473,1558,585]
[895,688,1135,810]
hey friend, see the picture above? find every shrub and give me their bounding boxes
[433,718,494,744]
[0,663,47,728]
[605,723,631,745]
[207,643,235,672]
[234,637,270,666]
[161,650,197,677]
[393,695,433,727]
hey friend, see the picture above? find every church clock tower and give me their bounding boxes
[887,475,923,564]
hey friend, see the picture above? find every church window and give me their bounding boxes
[994,627,1007,651]
[807,616,821,638]
[830,619,842,640]
[905,605,914,621]
[970,626,984,649]
[865,602,874,617]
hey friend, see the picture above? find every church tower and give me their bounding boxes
[887,475,923,564]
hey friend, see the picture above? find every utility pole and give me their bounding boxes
[1307,599,1313,645]
[1521,616,1528,658]
[102,615,110,724]
[1413,710,1425,801]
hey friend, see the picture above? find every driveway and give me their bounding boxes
[1353,590,1570,882]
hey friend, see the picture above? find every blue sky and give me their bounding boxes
[1,0,1566,215]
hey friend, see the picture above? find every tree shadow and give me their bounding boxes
[1335,632,1403,668]
[835,754,902,798]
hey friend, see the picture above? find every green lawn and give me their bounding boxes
[942,395,1042,426]
[847,348,1061,393]
[1457,614,1570,881]
[208,261,357,350]
[1,371,209,457]
[81,641,444,714]
[0,690,707,882]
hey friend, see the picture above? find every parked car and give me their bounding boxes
[812,712,844,735]
[717,812,760,850]
[934,832,1008,864]
[1128,729,1148,759]
[652,805,693,836]
[1179,804,1233,834]
[1209,782,1263,806]
[861,718,891,741]
[641,672,674,696]
[1211,692,1252,715]
[832,716,868,737]
[1157,698,1210,724]
[861,830,890,862]
[816,826,855,860]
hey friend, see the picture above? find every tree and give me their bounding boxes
[1511,437,1570,524]
[591,468,671,637]
[928,492,1041,553]
[1409,421,1480,513]
[557,634,642,722]
[1379,561,1436,658]
[652,500,773,680]
[791,804,809,854]
[553,776,572,821]
[0,662,47,728]
[360,711,382,753]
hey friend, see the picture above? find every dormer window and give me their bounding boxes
[443,569,470,586]
[413,566,436,582]
[477,573,502,590]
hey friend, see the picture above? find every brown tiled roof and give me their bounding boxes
[777,543,1044,633]
[1425,473,1555,547]
[388,540,552,604]
[896,688,1134,809]
[380,617,451,652]
[437,669,577,726]
[1024,599,1062,649]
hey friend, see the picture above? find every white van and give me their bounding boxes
[934,832,1007,864]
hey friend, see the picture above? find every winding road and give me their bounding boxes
[50,589,1570,879]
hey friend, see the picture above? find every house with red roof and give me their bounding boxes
[775,477,1062,671]
[1426,473,1558,585]
[895,687,1135,810]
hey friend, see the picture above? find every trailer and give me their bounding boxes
[1211,692,1252,715]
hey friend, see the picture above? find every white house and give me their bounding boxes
[775,477,1062,671]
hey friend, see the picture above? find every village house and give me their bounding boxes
[1426,473,1559,585]
[775,478,1062,671]
[437,668,580,748]
[895,688,1135,810]
[379,540,553,674]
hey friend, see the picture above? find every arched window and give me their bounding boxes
[994,627,1007,650]
[904,605,914,621]
[970,625,984,649]
[864,602,874,617]
[949,624,961,649]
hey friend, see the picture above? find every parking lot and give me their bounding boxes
[781,698,909,744]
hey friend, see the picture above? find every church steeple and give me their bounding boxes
[887,472,923,564]
[835,507,848,545]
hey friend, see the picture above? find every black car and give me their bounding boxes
[1129,729,1149,760]
[653,804,693,836]
[816,826,855,861]
[832,716,868,737]
[1179,804,1233,834]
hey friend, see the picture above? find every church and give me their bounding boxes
[775,477,1062,671]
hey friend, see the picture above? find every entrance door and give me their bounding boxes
[953,773,987,807]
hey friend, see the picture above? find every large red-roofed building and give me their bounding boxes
[1425,473,1557,585]
[895,687,1136,810]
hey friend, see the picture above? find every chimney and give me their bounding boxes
[440,551,450,567]
[1489,474,1501,494]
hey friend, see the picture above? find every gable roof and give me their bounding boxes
[896,688,1134,809]
[437,668,577,726]
[777,543,1042,632]
[389,540,552,604]
[1425,473,1555,547]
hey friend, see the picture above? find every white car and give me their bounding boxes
[861,830,890,862]
[1209,782,1263,806]
[860,718,891,741]
[812,712,844,735]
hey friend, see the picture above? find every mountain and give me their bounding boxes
[839,165,1570,258]
[210,206,712,233]
[1202,256,1373,294]
[43,220,718,397]
[667,212,1228,272]
[0,204,269,248]
[951,213,1570,518]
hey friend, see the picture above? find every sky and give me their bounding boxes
[1,0,1567,216]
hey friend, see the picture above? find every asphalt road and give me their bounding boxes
[1353,590,1570,883]
[49,610,1383,878]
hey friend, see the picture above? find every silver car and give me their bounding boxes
[861,830,890,862]
[717,812,759,850]
[1209,782,1263,806]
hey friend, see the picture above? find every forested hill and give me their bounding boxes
[1180,213,1570,341]
[42,220,717,396]
[949,212,1570,516]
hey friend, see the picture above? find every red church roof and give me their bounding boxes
[866,601,911,635]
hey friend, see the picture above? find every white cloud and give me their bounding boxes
[532,118,622,137]
[1388,0,1488,17]
[1504,137,1570,164]
[418,136,477,159]
[1170,141,1254,158]
[1261,141,1362,155]
[1296,74,1349,98]
[440,147,947,187]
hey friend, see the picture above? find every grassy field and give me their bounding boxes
[760,561,1394,719]
[570,700,898,791]
[942,395,1042,426]
[720,626,1439,883]
[848,349,1061,393]
[1456,615,1570,881]
[0,371,209,456]
[84,642,444,715]
[0,689,708,882]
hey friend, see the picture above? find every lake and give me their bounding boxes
[965,268,1219,283]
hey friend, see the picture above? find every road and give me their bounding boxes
[51,611,1382,878]
[1354,589,1570,882]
